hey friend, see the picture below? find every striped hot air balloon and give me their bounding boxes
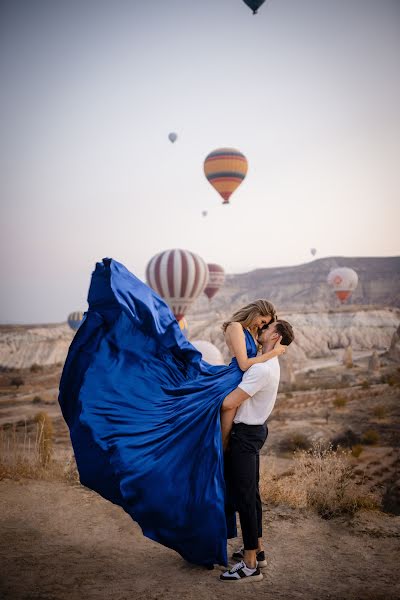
[204,147,248,204]
[146,249,209,321]
[327,267,358,303]
[67,311,84,331]
[204,263,225,301]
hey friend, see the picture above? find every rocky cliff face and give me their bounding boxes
[0,324,73,370]
[1,308,398,371]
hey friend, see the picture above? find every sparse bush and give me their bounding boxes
[30,363,42,373]
[361,381,370,390]
[34,412,54,467]
[362,429,380,446]
[32,396,42,404]
[351,444,364,458]
[372,405,387,419]
[260,441,378,517]
[64,454,80,483]
[285,392,294,399]
[333,396,347,409]
[280,433,312,453]
[332,429,361,449]
[0,421,75,482]
[10,376,24,389]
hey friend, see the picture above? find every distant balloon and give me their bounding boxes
[204,264,225,301]
[204,147,248,205]
[242,0,266,14]
[179,316,189,337]
[310,248,317,257]
[146,248,209,321]
[67,311,84,331]
[327,267,358,303]
[191,340,224,365]
[168,132,177,143]
[202,210,208,218]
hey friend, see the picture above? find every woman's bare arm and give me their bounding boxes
[225,322,285,371]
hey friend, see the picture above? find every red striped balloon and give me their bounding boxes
[204,264,225,301]
[146,249,209,321]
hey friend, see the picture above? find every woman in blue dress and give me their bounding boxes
[58,258,284,568]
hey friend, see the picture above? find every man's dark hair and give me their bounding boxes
[275,320,294,346]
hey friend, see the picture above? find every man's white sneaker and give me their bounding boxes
[220,560,263,582]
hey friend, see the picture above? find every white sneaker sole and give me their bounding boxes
[220,573,263,583]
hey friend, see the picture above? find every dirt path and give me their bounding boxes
[1,480,399,600]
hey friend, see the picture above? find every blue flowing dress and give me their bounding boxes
[58,258,257,567]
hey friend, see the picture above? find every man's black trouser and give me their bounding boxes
[225,422,268,550]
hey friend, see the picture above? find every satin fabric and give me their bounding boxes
[59,258,257,567]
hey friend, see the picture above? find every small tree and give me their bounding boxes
[10,376,24,389]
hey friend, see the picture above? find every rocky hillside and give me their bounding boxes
[190,256,400,314]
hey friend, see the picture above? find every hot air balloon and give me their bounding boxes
[146,249,209,321]
[179,317,189,337]
[310,248,317,257]
[191,340,224,365]
[204,263,225,301]
[327,267,358,303]
[202,210,208,218]
[204,147,248,205]
[67,311,84,331]
[242,0,266,14]
[168,132,177,143]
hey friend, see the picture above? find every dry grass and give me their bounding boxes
[260,442,378,518]
[0,415,79,483]
[372,405,387,419]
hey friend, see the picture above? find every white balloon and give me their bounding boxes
[191,340,224,365]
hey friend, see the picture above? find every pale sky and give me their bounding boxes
[1,0,399,323]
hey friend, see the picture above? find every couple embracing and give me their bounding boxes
[59,259,294,583]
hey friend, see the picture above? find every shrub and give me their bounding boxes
[332,429,361,450]
[351,444,364,458]
[32,396,42,404]
[285,392,294,399]
[333,396,347,409]
[280,433,312,453]
[0,421,80,483]
[30,363,42,373]
[34,412,54,467]
[362,429,379,445]
[372,405,387,419]
[10,376,24,389]
[361,381,370,390]
[260,441,378,517]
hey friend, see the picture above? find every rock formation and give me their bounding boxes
[368,351,381,372]
[343,345,353,368]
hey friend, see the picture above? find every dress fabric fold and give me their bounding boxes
[59,258,257,567]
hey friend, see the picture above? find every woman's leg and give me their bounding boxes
[220,407,237,450]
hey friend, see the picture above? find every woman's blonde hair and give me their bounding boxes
[222,299,277,333]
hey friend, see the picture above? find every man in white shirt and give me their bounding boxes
[219,319,294,583]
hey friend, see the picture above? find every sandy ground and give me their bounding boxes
[1,479,399,600]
